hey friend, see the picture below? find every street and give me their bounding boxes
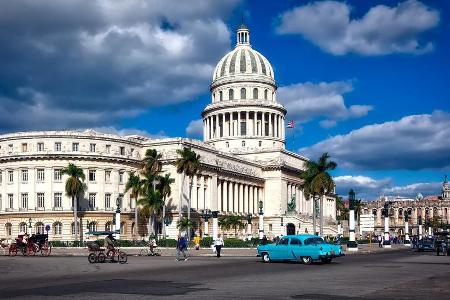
[0,249,449,299]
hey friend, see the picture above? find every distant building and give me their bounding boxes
[362,176,450,235]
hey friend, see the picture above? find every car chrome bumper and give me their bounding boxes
[319,252,345,259]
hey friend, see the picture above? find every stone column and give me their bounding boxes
[192,175,198,210]
[262,112,266,136]
[223,181,228,213]
[245,111,249,136]
[237,111,241,136]
[249,186,254,214]
[243,185,247,213]
[203,119,207,141]
[217,180,222,212]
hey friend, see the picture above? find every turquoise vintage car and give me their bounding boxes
[257,234,344,264]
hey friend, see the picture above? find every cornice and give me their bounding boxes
[202,101,286,116]
[0,153,141,166]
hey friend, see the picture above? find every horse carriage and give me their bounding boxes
[85,231,127,264]
[8,234,51,257]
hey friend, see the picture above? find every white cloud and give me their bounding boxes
[276,0,439,55]
[92,126,167,139]
[300,111,450,170]
[186,119,204,138]
[334,175,442,199]
[0,0,241,131]
[278,81,372,128]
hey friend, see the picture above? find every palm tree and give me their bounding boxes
[142,149,162,176]
[61,163,85,241]
[300,153,337,236]
[156,173,175,238]
[125,171,142,239]
[175,147,201,240]
[138,188,164,237]
[177,217,197,236]
[219,215,245,238]
[336,196,349,221]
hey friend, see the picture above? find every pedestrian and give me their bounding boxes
[377,235,382,248]
[214,234,224,258]
[194,235,201,250]
[176,235,188,261]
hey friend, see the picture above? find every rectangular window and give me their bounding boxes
[72,142,79,152]
[269,224,273,231]
[89,170,96,182]
[90,143,96,153]
[37,193,45,208]
[88,193,96,208]
[37,169,45,181]
[118,193,124,207]
[105,145,111,154]
[119,146,125,155]
[8,170,13,182]
[54,169,62,181]
[105,170,111,182]
[21,193,28,209]
[21,143,28,152]
[54,142,62,151]
[54,192,62,208]
[21,169,28,182]
[119,171,124,184]
[105,193,111,208]
[240,122,246,136]
[8,194,13,209]
[37,142,44,152]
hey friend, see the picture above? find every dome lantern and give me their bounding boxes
[236,23,250,46]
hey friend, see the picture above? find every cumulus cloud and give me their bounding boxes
[278,81,372,128]
[300,111,450,170]
[0,0,240,132]
[334,175,442,199]
[92,126,167,139]
[276,0,439,55]
[186,119,204,138]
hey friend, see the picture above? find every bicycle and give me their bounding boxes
[139,247,162,256]
[106,246,128,264]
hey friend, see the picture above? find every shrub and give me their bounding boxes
[200,236,213,247]
[157,238,177,247]
[224,238,251,248]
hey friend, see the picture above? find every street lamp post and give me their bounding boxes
[404,211,411,246]
[212,211,219,240]
[246,213,252,239]
[258,200,264,240]
[201,209,212,237]
[383,202,391,248]
[163,216,171,238]
[115,196,122,239]
[28,218,32,234]
[347,189,358,251]
[418,216,423,240]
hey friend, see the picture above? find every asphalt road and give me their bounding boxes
[0,249,449,299]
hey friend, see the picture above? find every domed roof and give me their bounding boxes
[212,47,274,82]
[212,24,274,83]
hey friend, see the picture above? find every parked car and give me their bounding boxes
[257,234,344,264]
[417,238,435,252]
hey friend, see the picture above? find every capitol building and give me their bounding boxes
[0,25,337,241]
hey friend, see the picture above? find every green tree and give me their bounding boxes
[125,171,143,239]
[61,163,85,241]
[156,173,175,238]
[219,215,245,237]
[177,217,197,236]
[336,196,349,221]
[175,147,201,240]
[138,188,164,236]
[142,149,162,176]
[300,153,337,236]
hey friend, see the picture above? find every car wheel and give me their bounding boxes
[321,257,332,264]
[261,252,270,263]
[302,256,313,265]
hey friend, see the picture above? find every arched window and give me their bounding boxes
[253,88,258,99]
[219,91,223,101]
[240,88,246,99]
[71,222,80,235]
[229,89,234,100]
[120,222,126,234]
[53,222,62,235]
[88,222,97,232]
[105,221,113,232]
[35,222,45,234]
[264,89,268,100]
[5,223,12,237]
[19,222,27,234]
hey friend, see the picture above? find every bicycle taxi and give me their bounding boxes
[85,231,127,264]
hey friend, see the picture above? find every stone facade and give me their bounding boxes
[0,24,338,241]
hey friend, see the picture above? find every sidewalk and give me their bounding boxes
[38,243,408,257]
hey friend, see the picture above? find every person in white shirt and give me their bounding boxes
[214,234,224,258]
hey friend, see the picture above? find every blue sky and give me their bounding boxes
[0,0,449,199]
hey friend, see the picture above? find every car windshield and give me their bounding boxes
[304,237,325,245]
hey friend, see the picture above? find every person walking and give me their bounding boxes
[176,235,188,261]
[377,235,382,248]
[214,234,224,258]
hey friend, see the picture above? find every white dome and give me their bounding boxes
[212,46,274,82]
